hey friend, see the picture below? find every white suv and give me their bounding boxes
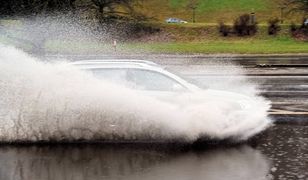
[72,59,258,110]
[72,60,271,140]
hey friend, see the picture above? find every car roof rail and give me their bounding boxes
[71,59,159,67]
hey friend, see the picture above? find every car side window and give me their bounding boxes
[127,69,186,92]
[89,68,127,84]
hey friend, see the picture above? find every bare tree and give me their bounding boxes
[287,0,308,18]
[89,0,145,23]
[0,0,146,23]
[0,0,77,17]
[186,0,199,23]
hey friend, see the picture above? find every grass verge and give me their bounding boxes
[126,37,308,54]
[44,36,308,55]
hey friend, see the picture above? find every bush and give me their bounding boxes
[304,26,308,35]
[268,18,281,35]
[290,22,298,33]
[218,22,232,36]
[301,18,308,35]
[129,22,161,34]
[301,18,308,28]
[233,14,258,36]
[102,22,161,40]
[290,21,307,35]
[290,21,308,41]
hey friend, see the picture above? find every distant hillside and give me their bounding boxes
[139,0,302,23]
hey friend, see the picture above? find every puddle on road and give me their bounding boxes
[0,144,269,180]
[0,124,307,180]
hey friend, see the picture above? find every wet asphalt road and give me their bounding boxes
[0,56,307,180]
[0,125,307,180]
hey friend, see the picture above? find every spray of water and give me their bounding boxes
[0,44,272,142]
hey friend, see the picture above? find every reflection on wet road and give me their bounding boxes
[0,124,307,180]
[0,145,269,180]
[0,146,265,180]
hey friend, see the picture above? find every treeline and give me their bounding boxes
[216,0,308,39]
[0,0,146,23]
[0,0,161,55]
[218,14,307,41]
[0,0,76,16]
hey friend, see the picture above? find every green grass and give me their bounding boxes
[130,37,308,54]
[169,0,187,9]
[45,40,114,54]
[43,23,308,55]
[169,0,269,12]
[140,0,302,23]
[44,36,308,54]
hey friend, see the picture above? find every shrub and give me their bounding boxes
[108,22,161,40]
[304,26,308,35]
[290,22,298,33]
[301,18,308,35]
[301,18,308,28]
[290,21,307,35]
[218,22,232,36]
[268,18,281,35]
[290,21,308,41]
[129,22,161,34]
[233,14,258,36]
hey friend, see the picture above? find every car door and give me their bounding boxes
[126,69,188,102]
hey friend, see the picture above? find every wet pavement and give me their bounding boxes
[0,124,307,180]
[1,56,307,180]
[257,124,308,180]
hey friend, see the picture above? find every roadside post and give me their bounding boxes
[113,40,117,52]
[250,12,256,24]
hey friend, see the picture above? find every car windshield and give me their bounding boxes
[163,67,204,89]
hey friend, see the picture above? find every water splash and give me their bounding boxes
[0,44,271,142]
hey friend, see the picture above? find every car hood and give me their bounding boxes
[173,89,258,111]
[141,89,259,111]
[181,89,253,103]
[202,89,252,101]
